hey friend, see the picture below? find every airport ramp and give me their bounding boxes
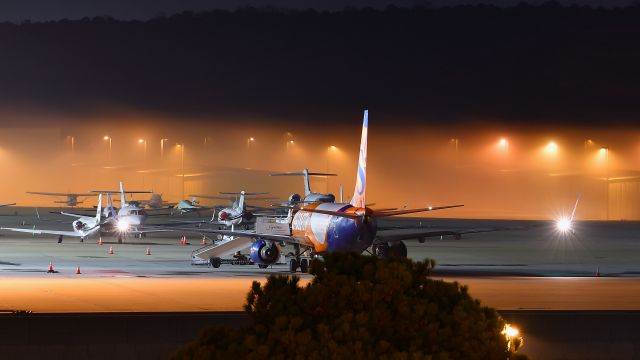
[191,236,253,265]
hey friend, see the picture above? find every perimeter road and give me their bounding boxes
[1,276,640,312]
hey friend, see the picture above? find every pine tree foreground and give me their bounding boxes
[172,253,526,360]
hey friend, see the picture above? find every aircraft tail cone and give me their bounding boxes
[98,237,103,246]
[47,261,55,273]
[75,265,81,274]
[108,246,114,255]
[146,247,151,256]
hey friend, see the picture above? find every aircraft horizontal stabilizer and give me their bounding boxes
[90,190,152,194]
[271,172,337,177]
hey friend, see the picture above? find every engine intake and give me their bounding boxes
[250,239,280,265]
[74,221,86,230]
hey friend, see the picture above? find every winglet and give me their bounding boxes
[350,110,368,208]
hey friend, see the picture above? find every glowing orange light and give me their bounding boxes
[545,141,558,154]
[498,137,509,151]
[103,136,110,140]
[138,139,144,143]
[289,140,294,144]
[249,137,255,142]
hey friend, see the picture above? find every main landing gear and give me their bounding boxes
[373,241,408,259]
[289,244,309,273]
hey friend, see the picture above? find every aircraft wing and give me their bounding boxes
[374,230,463,244]
[155,226,312,246]
[27,192,95,197]
[374,224,543,244]
[50,211,88,218]
[0,227,80,237]
[372,205,464,217]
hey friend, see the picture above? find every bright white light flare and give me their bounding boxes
[556,217,572,233]
[116,220,130,232]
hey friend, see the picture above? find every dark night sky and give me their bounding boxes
[0,3,639,128]
[0,0,635,21]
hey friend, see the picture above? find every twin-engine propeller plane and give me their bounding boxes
[170,110,464,272]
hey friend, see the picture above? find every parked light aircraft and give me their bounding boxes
[171,197,213,215]
[271,169,336,204]
[196,191,275,227]
[91,182,151,236]
[172,191,277,228]
[171,110,464,272]
[26,191,95,206]
[1,195,103,242]
[138,193,174,209]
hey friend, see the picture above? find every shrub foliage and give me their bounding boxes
[172,253,526,359]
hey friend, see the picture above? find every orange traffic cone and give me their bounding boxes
[181,236,187,245]
[76,265,81,274]
[146,247,151,256]
[108,246,114,255]
[201,236,207,245]
[47,261,55,273]
[98,237,103,246]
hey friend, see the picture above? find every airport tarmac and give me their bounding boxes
[0,211,639,313]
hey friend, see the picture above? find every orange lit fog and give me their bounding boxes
[1,110,639,220]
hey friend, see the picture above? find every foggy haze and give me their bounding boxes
[2,109,639,221]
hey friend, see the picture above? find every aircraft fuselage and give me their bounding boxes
[291,203,376,254]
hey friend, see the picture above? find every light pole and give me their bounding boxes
[451,138,459,167]
[138,139,147,160]
[246,137,255,167]
[585,139,594,152]
[69,136,75,154]
[103,136,112,162]
[601,146,609,220]
[286,140,294,170]
[177,143,185,200]
[327,145,337,192]
[283,132,294,170]
[160,138,168,161]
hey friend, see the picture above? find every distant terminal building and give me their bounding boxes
[608,176,640,220]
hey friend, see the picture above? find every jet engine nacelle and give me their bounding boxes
[288,193,302,204]
[250,239,281,265]
[73,220,87,230]
[243,211,254,221]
